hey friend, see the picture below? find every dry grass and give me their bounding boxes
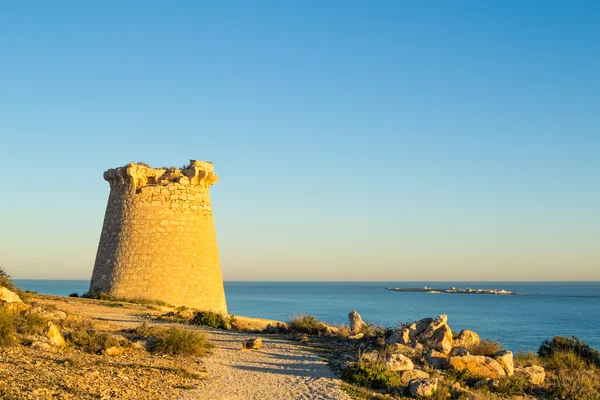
[64,318,123,353]
[14,311,48,336]
[0,308,17,347]
[288,314,330,335]
[466,339,504,356]
[149,326,213,357]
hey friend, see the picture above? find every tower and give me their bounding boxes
[89,160,227,313]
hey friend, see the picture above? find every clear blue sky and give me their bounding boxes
[1,1,598,280]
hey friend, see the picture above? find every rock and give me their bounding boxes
[388,343,421,358]
[514,365,545,385]
[494,350,514,376]
[0,286,23,303]
[409,378,438,397]
[429,314,448,330]
[450,346,470,357]
[103,346,124,356]
[31,341,53,351]
[425,349,448,369]
[3,301,30,315]
[52,310,67,321]
[348,311,364,333]
[449,355,506,379]
[361,350,380,363]
[242,338,262,350]
[348,332,364,340]
[423,324,453,354]
[454,329,480,348]
[475,378,500,390]
[408,318,433,338]
[45,322,66,348]
[387,328,410,345]
[400,369,430,385]
[385,353,414,371]
[266,324,279,334]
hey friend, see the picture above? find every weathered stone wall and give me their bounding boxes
[89,160,227,313]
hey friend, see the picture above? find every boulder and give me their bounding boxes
[242,338,263,350]
[3,301,30,315]
[425,349,448,369]
[387,328,410,345]
[103,346,124,356]
[388,343,421,359]
[514,365,545,385]
[348,311,364,333]
[429,314,448,331]
[454,329,480,348]
[494,350,514,376]
[450,346,470,357]
[0,286,22,303]
[399,369,430,385]
[408,317,433,338]
[449,355,506,379]
[385,353,414,371]
[423,324,453,354]
[361,350,380,363]
[474,378,500,390]
[45,322,66,348]
[409,378,438,397]
[31,341,53,351]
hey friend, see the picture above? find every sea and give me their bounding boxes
[13,280,600,353]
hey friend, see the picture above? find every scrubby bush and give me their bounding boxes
[0,266,17,293]
[193,310,235,329]
[0,308,17,347]
[551,369,600,400]
[14,311,47,336]
[149,326,213,356]
[539,336,600,368]
[467,339,504,357]
[68,292,79,298]
[341,361,403,393]
[65,319,122,353]
[288,314,330,335]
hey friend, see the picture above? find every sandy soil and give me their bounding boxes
[182,330,350,400]
[21,295,350,400]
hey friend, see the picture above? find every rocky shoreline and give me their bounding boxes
[1,282,599,399]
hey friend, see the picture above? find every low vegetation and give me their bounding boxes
[66,319,123,353]
[150,326,213,356]
[288,314,331,335]
[539,335,600,367]
[0,308,17,347]
[466,339,504,356]
[341,361,403,394]
[192,310,236,329]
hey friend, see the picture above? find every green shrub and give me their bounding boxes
[68,292,79,298]
[341,361,403,393]
[539,336,600,368]
[0,308,17,347]
[149,326,213,356]
[288,314,329,335]
[193,310,235,329]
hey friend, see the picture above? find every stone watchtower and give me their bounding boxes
[89,160,227,313]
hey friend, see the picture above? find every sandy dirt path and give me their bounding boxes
[37,296,350,400]
[181,330,351,400]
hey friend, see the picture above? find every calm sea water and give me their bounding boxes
[14,280,600,352]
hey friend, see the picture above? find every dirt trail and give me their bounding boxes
[35,296,350,400]
[181,330,350,400]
